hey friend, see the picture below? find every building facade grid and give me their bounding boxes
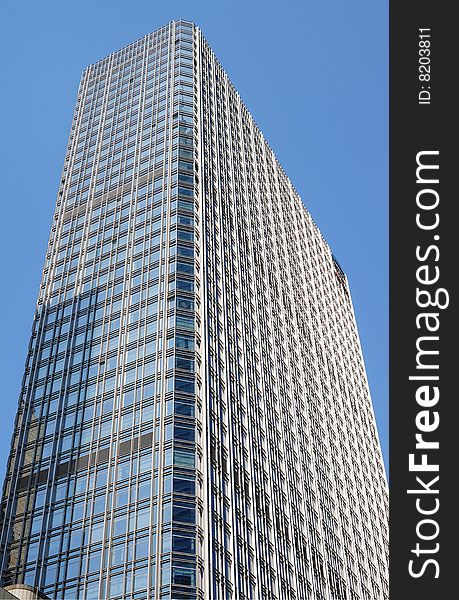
[0,20,388,600]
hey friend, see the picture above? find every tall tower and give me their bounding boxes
[0,20,388,600]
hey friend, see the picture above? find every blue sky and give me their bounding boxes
[0,0,388,479]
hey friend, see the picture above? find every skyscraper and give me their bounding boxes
[0,18,388,600]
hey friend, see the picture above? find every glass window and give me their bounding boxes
[173,476,195,495]
[172,564,196,586]
[174,448,195,468]
[133,566,148,591]
[174,425,195,442]
[174,401,195,418]
[109,573,124,596]
[174,315,194,330]
[172,533,195,554]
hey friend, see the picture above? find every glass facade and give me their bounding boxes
[0,20,388,600]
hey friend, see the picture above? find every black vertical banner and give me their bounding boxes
[390,3,457,599]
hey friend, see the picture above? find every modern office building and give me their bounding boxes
[0,19,388,600]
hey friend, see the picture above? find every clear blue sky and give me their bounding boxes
[0,0,388,479]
